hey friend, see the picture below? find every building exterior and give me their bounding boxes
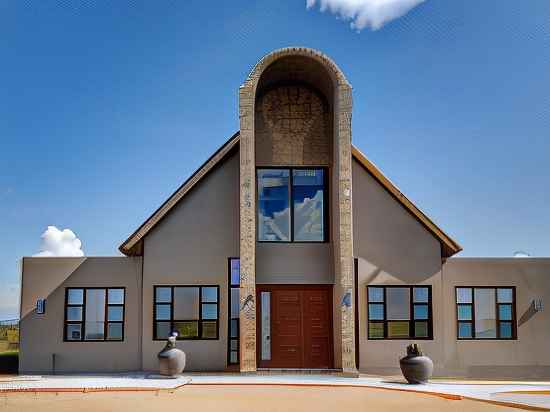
[19,48,550,378]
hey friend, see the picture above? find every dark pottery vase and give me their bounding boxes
[399,344,433,384]
[158,334,186,377]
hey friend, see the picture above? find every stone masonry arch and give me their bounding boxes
[238,47,356,375]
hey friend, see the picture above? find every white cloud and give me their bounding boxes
[33,226,84,257]
[306,0,426,31]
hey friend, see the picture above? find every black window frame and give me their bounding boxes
[227,257,240,365]
[256,166,329,243]
[153,285,220,341]
[366,285,433,340]
[63,287,126,342]
[455,286,517,340]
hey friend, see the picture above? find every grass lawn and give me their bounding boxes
[0,350,18,374]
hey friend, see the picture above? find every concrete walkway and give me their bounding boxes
[1,373,549,410]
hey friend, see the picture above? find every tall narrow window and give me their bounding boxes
[153,286,219,340]
[64,287,125,342]
[367,286,433,340]
[228,258,240,365]
[257,167,327,242]
[257,169,290,241]
[456,287,516,340]
[293,169,325,241]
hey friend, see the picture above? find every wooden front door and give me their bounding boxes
[257,285,333,369]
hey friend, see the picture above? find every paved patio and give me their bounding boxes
[0,373,549,410]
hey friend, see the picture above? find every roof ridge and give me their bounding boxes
[119,132,461,258]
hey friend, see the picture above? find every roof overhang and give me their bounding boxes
[119,132,462,259]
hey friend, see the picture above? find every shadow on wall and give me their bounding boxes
[359,258,440,285]
[518,300,542,326]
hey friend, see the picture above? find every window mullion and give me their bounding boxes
[171,286,175,338]
[288,168,294,242]
[383,287,387,339]
[82,289,87,341]
[201,286,203,339]
[409,288,413,338]
[105,288,109,341]
[471,289,476,339]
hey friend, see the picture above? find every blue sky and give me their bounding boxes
[1,0,549,319]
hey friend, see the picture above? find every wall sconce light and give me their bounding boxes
[534,298,544,312]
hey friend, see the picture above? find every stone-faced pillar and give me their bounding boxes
[336,84,357,375]
[238,84,257,373]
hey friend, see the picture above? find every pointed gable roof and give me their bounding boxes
[119,132,462,258]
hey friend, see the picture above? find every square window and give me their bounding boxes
[67,289,84,305]
[414,321,429,338]
[173,287,199,319]
[499,304,512,321]
[156,321,171,339]
[413,287,429,303]
[458,322,473,338]
[107,323,123,340]
[457,305,472,320]
[108,289,124,304]
[156,287,172,303]
[108,306,124,322]
[155,304,171,320]
[497,288,513,303]
[201,321,217,338]
[368,322,384,339]
[65,287,126,342]
[366,286,432,340]
[500,322,513,338]
[66,324,82,341]
[174,321,198,338]
[414,304,428,320]
[368,287,384,303]
[230,339,238,351]
[386,288,410,320]
[202,303,218,320]
[66,306,82,321]
[388,321,409,338]
[368,304,384,320]
[230,351,238,364]
[202,287,218,303]
[456,288,472,304]
[230,319,239,338]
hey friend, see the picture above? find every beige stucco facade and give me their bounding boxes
[141,147,239,371]
[18,47,550,379]
[19,257,142,373]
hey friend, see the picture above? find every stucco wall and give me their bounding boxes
[256,243,333,284]
[142,149,239,371]
[19,257,142,373]
[440,258,550,378]
[352,158,444,374]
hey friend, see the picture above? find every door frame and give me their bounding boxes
[255,284,334,369]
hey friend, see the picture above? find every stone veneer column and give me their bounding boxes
[238,83,257,373]
[337,84,357,375]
